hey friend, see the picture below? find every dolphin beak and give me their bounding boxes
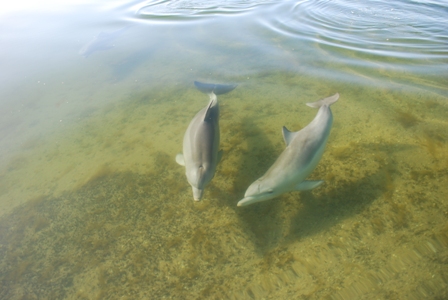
[237,193,277,206]
[237,197,257,207]
[192,187,203,201]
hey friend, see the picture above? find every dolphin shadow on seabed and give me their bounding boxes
[223,117,286,253]
[284,169,386,246]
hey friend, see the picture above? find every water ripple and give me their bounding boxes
[132,0,275,21]
[267,0,448,61]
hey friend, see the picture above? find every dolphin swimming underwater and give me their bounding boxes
[79,25,132,58]
[237,93,339,207]
[176,81,237,201]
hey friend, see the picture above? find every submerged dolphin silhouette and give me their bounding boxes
[79,25,132,58]
[237,93,339,207]
[176,81,237,201]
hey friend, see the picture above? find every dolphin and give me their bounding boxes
[176,81,237,201]
[79,25,132,58]
[237,93,339,207]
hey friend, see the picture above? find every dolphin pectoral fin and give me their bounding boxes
[194,81,237,95]
[295,180,324,191]
[175,153,185,166]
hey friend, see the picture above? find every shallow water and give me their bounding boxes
[1,0,448,299]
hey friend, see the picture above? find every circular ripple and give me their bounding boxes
[267,0,448,60]
[132,0,276,21]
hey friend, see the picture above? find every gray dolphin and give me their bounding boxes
[176,81,237,201]
[79,25,132,58]
[237,93,339,207]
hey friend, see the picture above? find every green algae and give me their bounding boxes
[1,23,448,297]
[1,78,448,299]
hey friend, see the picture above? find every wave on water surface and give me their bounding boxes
[267,0,448,61]
[133,0,276,20]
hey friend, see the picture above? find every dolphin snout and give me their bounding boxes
[237,196,257,207]
[192,187,204,201]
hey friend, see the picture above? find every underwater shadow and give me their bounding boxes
[361,142,417,153]
[283,169,384,246]
[109,47,155,82]
[216,116,290,255]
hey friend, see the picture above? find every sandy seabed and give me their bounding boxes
[1,73,448,299]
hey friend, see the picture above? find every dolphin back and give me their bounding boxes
[194,81,237,95]
[306,93,339,108]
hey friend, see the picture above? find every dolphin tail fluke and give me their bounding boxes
[306,93,339,108]
[194,81,237,95]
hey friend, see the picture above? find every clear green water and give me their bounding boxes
[1,0,447,299]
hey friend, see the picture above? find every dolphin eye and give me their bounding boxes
[267,189,274,194]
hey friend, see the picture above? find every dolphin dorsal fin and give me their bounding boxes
[282,126,297,146]
[203,93,218,121]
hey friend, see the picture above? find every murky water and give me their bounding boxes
[1,0,447,299]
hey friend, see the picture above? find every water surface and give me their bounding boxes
[1,0,447,299]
